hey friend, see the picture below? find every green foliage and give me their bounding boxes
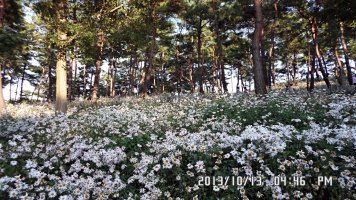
[203,95,328,131]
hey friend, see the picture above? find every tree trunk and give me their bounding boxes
[268,0,278,88]
[292,53,297,83]
[212,47,218,93]
[107,57,114,97]
[309,45,316,91]
[20,64,26,101]
[127,55,132,95]
[306,46,310,90]
[89,71,94,94]
[241,74,245,92]
[0,0,5,114]
[220,61,228,93]
[47,46,53,102]
[55,48,67,114]
[74,58,79,98]
[339,22,353,85]
[15,76,20,101]
[197,18,204,94]
[217,29,227,93]
[92,58,102,101]
[309,17,331,88]
[268,44,274,87]
[55,0,68,114]
[38,68,45,102]
[212,0,221,93]
[30,86,36,101]
[252,0,267,94]
[334,46,346,86]
[286,57,290,84]
[261,28,268,86]
[158,52,163,93]
[0,0,4,27]
[112,59,117,96]
[68,57,73,101]
[91,31,104,102]
[82,64,86,98]
[188,58,194,93]
[235,68,239,93]
[142,4,158,97]
[0,64,5,115]
[9,75,12,101]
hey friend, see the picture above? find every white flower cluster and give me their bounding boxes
[0,92,355,199]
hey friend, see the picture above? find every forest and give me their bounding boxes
[0,0,355,199]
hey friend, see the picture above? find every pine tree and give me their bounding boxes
[0,0,25,115]
[252,0,267,94]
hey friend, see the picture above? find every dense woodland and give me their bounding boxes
[0,0,355,114]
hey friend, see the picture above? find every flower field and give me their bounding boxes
[0,91,355,200]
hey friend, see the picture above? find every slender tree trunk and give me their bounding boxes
[216,23,227,93]
[140,70,146,95]
[112,59,117,96]
[15,76,20,101]
[309,17,331,88]
[286,57,290,84]
[220,61,228,92]
[0,0,5,114]
[82,64,86,98]
[309,45,316,91]
[241,73,245,92]
[68,57,73,101]
[91,31,104,102]
[306,46,310,90]
[334,46,346,86]
[20,64,26,101]
[37,68,44,101]
[0,0,4,27]
[268,44,274,87]
[72,57,77,99]
[188,58,194,93]
[212,47,218,93]
[161,63,164,93]
[268,0,278,88]
[107,56,112,97]
[31,86,36,101]
[235,68,240,93]
[339,22,353,85]
[212,0,221,93]
[9,76,12,101]
[158,52,163,93]
[74,58,79,98]
[89,70,94,93]
[92,58,101,101]
[47,47,53,102]
[292,53,297,83]
[142,4,158,97]
[0,64,5,115]
[252,0,267,94]
[134,59,139,94]
[197,18,204,94]
[321,52,328,75]
[129,54,134,94]
[127,55,132,95]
